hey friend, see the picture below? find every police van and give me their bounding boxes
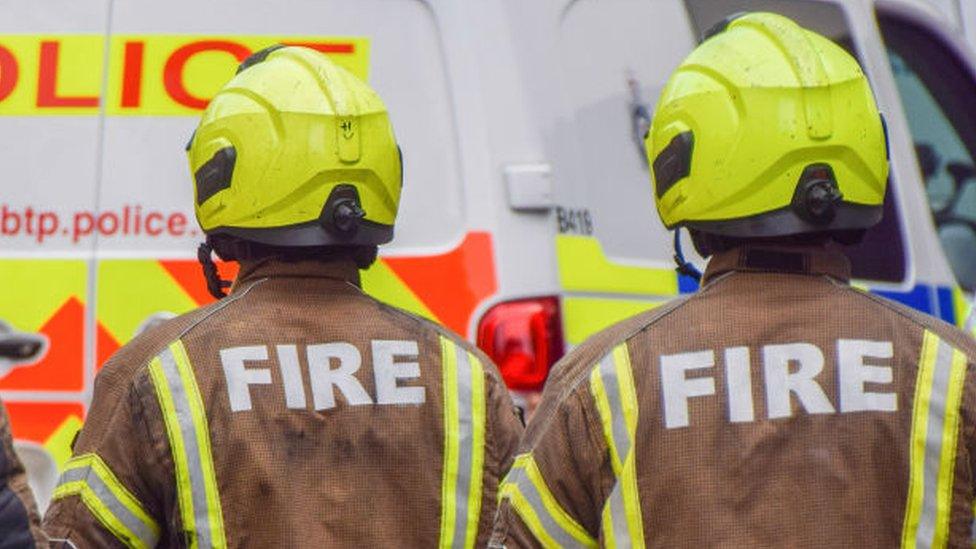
[0,0,974,509]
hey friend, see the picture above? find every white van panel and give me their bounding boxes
[0,1,108,254]
[555,0,696,264]
[99,0,464,256]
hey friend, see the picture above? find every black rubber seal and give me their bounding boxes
[236,44,285,74]
[701,12,748,42]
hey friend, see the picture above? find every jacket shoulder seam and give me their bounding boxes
[175,277,266,341]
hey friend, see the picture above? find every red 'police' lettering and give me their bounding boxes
[0,45,18,102]
[37,41,99,108]
[120,41,145,108]
[163,40,251,110]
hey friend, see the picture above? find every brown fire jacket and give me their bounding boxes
[0,400,47,547]
[491,245,976,548]
[43,259,523,548]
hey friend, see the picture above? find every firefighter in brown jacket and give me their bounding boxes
[491,13,976,548]
[0,400,46,547]
[43,46,522,547]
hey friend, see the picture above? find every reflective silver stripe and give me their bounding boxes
[599,354,631,465]
[510,466,589,548]
[158,346,216,548]
[606,480,632,548]
[451,344,474,548]
[916,339,955,547]
[599,352,636,545]
[58,466,158,547]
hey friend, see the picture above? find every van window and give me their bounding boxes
[684,0,908,283]
[877,12,976,290]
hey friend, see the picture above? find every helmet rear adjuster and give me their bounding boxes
[320,185,367,239]
[791,164,843,226]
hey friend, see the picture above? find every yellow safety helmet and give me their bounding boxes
[645,12,889,237]
[187,45,402,248]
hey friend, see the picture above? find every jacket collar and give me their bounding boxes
[701,244,851,286]
[232,258,361,291]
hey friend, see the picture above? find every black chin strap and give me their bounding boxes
[198,241,232,299]
[673,228,703,282]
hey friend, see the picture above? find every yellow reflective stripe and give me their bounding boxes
[171,341,226,549]
[590,344,645,547]
[590,369,623,476]
[149,340,226,549]
[902,331,967,548]
[902,331,938,547]
[601,503,616,548]
[934,347,967,543]
[464,350,487,548]
[613,345,646,545]
[53,482,144,548]
[439,337,461,548]
[438,339,488,548]
[149,353,194,534]
[499,454,597,548]
[500,482,564,548]
[52,454,159,548]
[62,454,159,536]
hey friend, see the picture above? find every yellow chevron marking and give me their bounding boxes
[43,414,84,470]
[563,297,664,346]
[97,260,197,344]
[0,259,86,331]
[361,259,438,322]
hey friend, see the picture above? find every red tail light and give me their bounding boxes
[477,296,564,391]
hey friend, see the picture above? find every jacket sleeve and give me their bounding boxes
[477,359,524,547]
[43,361,167,548]
[490,367,611,549]
[0,400,48,548]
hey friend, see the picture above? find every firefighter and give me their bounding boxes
[43,45,522,547]
[0,400,46,547]
[491,12,976,547]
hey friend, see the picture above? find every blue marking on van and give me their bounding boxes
[873,285,932,314]
[936,286,956,325]
[872,284,957,325]
[677,276,958,326]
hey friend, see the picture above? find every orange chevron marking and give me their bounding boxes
[0,297,84,391]
[159,259,239,306]
[384,232,497,336]
[5,402,84,445]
